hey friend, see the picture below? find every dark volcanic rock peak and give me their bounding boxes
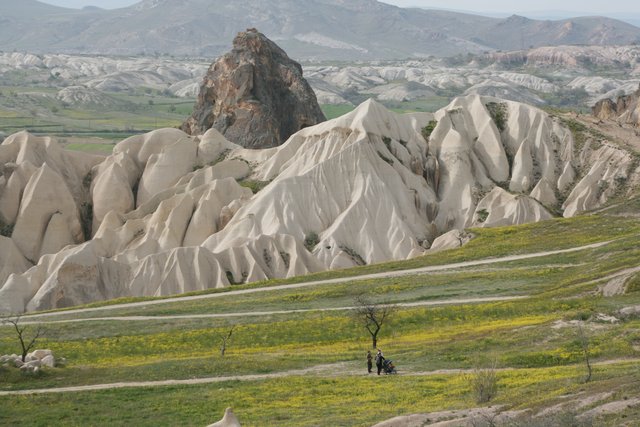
[181,29,326,148]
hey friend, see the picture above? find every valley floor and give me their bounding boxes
[2,214,640,426]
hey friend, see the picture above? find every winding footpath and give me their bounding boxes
[0,365,340,396]
[22,240,611,320]
[20,296,527,324]
[2,358,638,396]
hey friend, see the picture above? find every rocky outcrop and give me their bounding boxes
[181,29,326,148]
[489,45,640,70]
[2,95,639,313]
[0,236,31,285]
[561,140,633,217]
[0,132,103,276]
[207,408,241,427]
[593,84,640,127]
[0,349,61,374]
[428,230,473,252]
[12,163,83,262]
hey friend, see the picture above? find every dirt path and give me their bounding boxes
[22,240,612,320]
[0,365,344,396]
[20,296,527,325]
[2,358,638,397]
[579,266,640,296]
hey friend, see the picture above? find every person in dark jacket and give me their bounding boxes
[367,350,373,373]
[375,349,385,375]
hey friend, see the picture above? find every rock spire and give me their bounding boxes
[181,29,326,148]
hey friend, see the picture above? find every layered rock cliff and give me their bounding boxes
[489,45,640,70]
[593,84,640,127]
[181,29,326,148]
[1,95,638,313]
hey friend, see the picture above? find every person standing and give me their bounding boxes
[367,350,373,373]
[375,349,385,375]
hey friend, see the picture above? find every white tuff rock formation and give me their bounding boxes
[207,407,241,427]
[0,349,60,373]
[0,95,637,313]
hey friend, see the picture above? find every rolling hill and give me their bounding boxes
[1,0,640,59]
[1,210,640,425]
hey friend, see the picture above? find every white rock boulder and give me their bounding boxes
[207,407,241,427]
[429,230,473,252]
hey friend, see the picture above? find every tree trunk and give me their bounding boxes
[372,335,377,349]
[584,347,592,382]
[19,335,27,362]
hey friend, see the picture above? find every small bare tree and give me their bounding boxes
[465,361,499,404]
[577,324,592,383]
[2,315,44,362]
[353,295,395,349]
[220,326,235,357]
[470,409,499,427]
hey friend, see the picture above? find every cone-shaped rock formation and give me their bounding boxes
[1,96,638,313]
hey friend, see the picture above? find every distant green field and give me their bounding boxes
[386,97,452,113]
[0,86,192,138]
[3,85,447,139]
[321,104,354,119]
[321,97,451,121]
[64,143,116,154]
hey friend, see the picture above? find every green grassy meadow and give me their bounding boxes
[321,97,451,120]
[64,142,117,154]
[1,84,450,158]
[1,213,640,426]
[0,85,193,152]
[321,104,354,119]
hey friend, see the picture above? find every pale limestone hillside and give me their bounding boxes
[1,95,638,313]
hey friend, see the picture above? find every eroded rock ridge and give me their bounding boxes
[1,95,638,313]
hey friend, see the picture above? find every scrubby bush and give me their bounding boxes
[485,102,508,132]
[421,120,438,141]
[80,202,93,241]
[225,271,247,285]
[304,232,320,252]
[238,180,270,194]
[382,136,392,151]
[83,171,93,189]
[279,251,291,269]
[377,151,394,165]
[340,246,366,266]
[0,219,14,238]
[626,273,640,293]
[465,362,498,403]
[477,209,489,223]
